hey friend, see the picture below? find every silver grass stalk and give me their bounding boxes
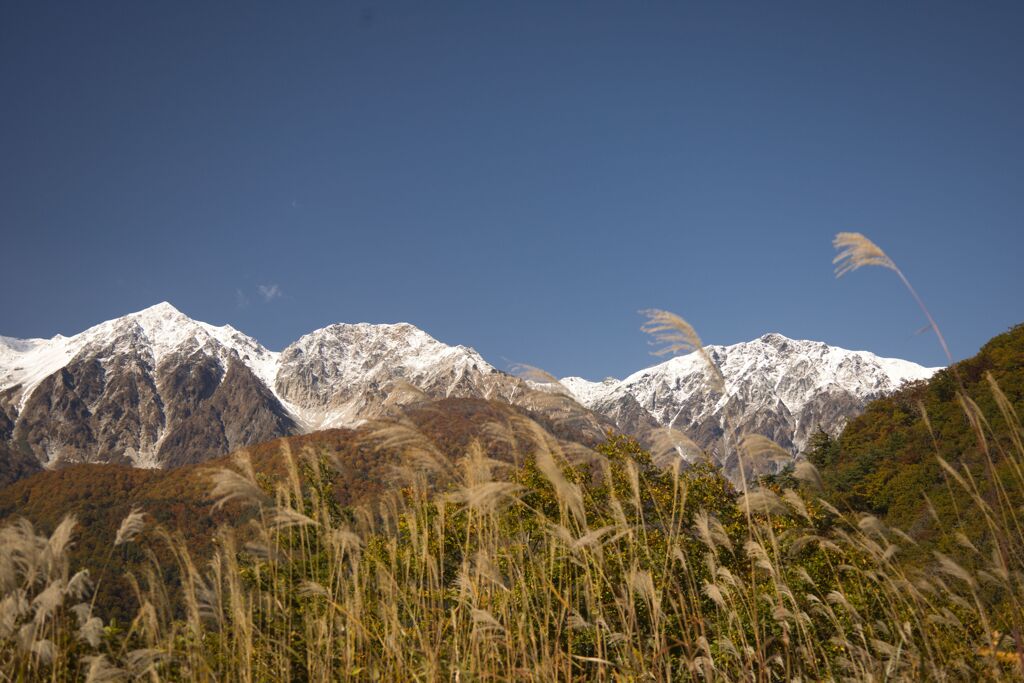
[739,434,794,481]
[44,514,77,571]
[833,232,954,366]
[694,511,733,553]
[31,581,64,626]
[640,309,726,394]
[114,507,147,546]
[533,439,586,524]
[78,615,105,648]
[646,426,706,468]
[361,419,453,477]
[83,655,126,683]
[268,507,319,530]
[126,648,168,676]
[209,466,269,511]
[29,638,54,666]
[832,231,897,276]
[510,363,572,396]
[792,459,824,491]
[66,569,92,601]
[449,481,523,516]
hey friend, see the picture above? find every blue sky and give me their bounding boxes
[2,2,1022,379]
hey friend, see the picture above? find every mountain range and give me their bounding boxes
[561,332,936,467]
[0,302,938,479]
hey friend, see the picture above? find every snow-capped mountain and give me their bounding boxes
[0,303,524,470]
[561,332,939,466]
[0,304,938,478]
[0,302,276,411]
[0,303,294,468]
[273,322,509,430]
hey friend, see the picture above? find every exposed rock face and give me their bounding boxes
[0,386,19,441]
[0,442,40,488]
[155,357,295,468]
[274,322,510,430]
[14,358,133,466]
[562,333,939,475]
[1,303,296,469]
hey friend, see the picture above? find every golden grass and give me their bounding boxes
[1,407,1020,681]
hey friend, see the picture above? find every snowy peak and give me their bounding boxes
[1,305,941,477]
[0,303,278,410]
[701,333,938,410]
[559,376,621,407]
[0,306,500,434]
[109,301,273,368]
[607,333,938,405]
[278,321,493,388]
[0,303,296,469]
[561,333,940,459]
[128,300,189,324]
[286,321,487,368]
[274,321,498,429]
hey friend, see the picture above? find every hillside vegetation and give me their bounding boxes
[0,398,596,621]
[813,323,1024,561]
[2,415,1022,680]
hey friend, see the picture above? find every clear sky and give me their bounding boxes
[2,2,1022,379]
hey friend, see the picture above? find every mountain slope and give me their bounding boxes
[562,333,939,467]
[813,323,1024,561]
[0,395,601,618]
[1,303,295,468]
[274,322,509,430]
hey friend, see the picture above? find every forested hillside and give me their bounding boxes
[0,398,597,618]
[812,323,1024,561]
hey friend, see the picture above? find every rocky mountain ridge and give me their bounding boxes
[0,303,938,476]
[0,303,294,469]
[560,332,939,462]
[0,303,568,470]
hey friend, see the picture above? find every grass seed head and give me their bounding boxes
[832,232,897,277]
